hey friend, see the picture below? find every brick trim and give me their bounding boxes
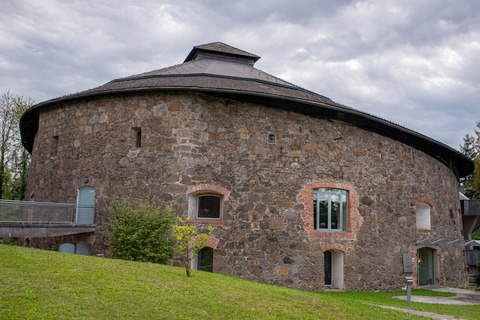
[192,235,219,249]
[298,181,361,240]
[206,235,219,249]
[321,243,347,253]
[411,197,435,208]
[190,219,224,226]
[188,184,229,226]
[187,184,230,198]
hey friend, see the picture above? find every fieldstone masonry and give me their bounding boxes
[27,91,467,291]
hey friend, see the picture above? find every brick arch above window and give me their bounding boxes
[298,181,362,240]
[321,243,348,253]
[412,197,434,231]
[187,184,230,198]
[193,235,219,249]
[411,197,436,208]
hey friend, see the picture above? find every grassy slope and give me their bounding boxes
[0,245,478,320]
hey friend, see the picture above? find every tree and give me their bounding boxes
[109,198,176,264]
[171,217,215,277]
[460,121,480,199]
[0,91,33,200]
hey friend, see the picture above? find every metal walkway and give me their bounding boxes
[0,200,95,238]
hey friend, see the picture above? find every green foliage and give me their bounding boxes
[2,245,480,320]
[0,91,32,200]
[461,121,480,199]
[109,198,176,264]
[0,238,16,245]
[171,217,214,277]
[473,227,480,240]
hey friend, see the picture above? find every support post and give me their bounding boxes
[405,276,413,307]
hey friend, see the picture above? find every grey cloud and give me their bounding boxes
[1,0,479,149]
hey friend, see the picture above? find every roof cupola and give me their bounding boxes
[184,42,261,66]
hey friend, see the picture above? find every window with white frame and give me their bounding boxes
[189,193,222,220]
[314,188,348,231]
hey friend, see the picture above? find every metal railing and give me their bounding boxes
[0,200,93,225]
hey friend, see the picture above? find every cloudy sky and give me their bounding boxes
[1,0,479,150]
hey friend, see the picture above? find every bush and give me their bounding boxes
[109,198,176,264]
[0,238,16,245]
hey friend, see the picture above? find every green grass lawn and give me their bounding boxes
[0,245,478,319]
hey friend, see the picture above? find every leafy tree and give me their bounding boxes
[460,121,480,199]
[473,228,480,240]
[109,198,176,264]
[171,217,215,277]
[10,148,30,200]
[0,91,33,200]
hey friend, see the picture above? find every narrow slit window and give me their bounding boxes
[51,135,59,156]
[133,127,142,147]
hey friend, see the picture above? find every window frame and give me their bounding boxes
[188,192,223,221]
[196,193,222,220]
[313,188,348,231]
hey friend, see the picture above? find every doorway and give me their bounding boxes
[197,247,213,272]
[324,250,345,289]
[324,251,332,286]
[418,247,435,286]
[77,187,95,224]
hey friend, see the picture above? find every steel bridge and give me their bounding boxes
[0,200,95,238]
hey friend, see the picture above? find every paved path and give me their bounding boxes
[375,287,480,319]
[373,305,466,319]
[393,287,480,305]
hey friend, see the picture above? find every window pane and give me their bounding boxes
[330,194,340,229]
[313,188,348,231]
[319,194,328,229]
[198,195,221,219]
[341,193,348,231]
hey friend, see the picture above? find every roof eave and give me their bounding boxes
[20,86,474,179]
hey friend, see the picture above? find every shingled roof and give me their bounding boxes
[19,42,474,178]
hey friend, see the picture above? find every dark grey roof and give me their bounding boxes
[19,42,474,178]
[184,42,260,64]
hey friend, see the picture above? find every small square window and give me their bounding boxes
[267,132,276,144]
[197,195,221,219]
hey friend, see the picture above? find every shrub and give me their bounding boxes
[109,198,175,264]
[0,238,16,245]
[172,217,215,277]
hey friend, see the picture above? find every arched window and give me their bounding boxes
[415,202,431,230]
[187,184,229,223]
[188,193,223,220]
[197,195,221,219]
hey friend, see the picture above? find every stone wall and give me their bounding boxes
[27,91,467,291]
